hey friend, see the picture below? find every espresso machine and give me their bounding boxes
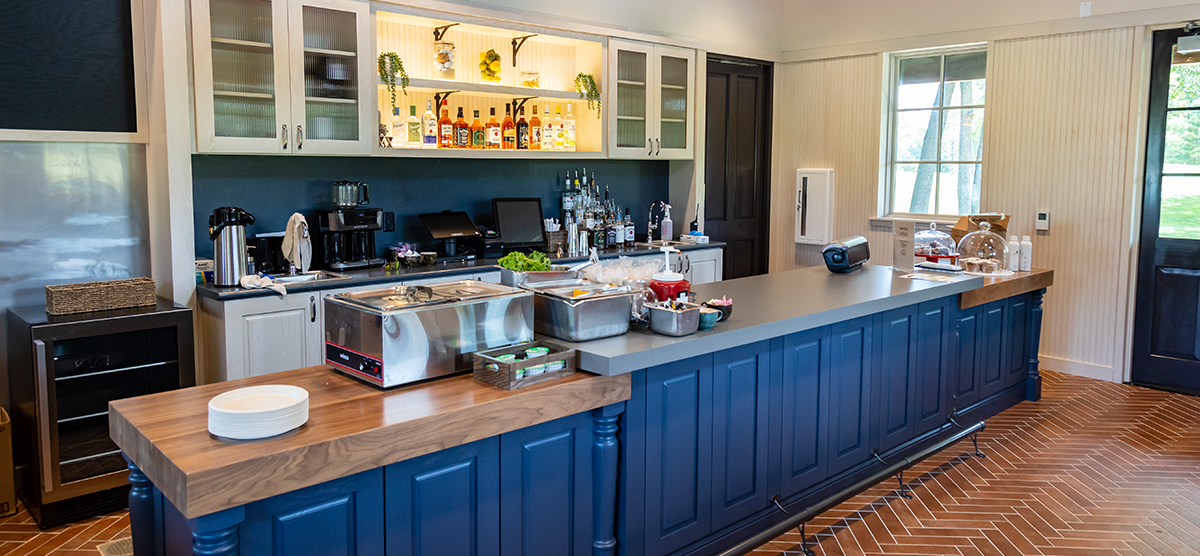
[314,181,385,270]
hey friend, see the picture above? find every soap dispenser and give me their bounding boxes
[648,245,690,303]
[660,204,674,242]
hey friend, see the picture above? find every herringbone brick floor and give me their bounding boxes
[0,502,128,555]
[753,370,1200,556]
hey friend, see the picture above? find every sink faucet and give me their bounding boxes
[647,201,668,242]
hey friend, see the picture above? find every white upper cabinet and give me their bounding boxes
[193,0,372,154]
[607,39,695,159]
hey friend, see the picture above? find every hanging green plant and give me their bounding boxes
[377,52,409,111]
[574,73,601,118]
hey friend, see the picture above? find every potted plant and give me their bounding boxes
[574,73,600,118]
[377,52,409,112]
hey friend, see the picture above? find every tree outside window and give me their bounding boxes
[886,50,987,217]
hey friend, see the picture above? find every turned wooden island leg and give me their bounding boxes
[1026,288,1046,401]
[125,456,158,556]
[188,507,244,556]
[593,402,624,556]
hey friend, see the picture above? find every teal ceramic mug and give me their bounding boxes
[699,307,720,331]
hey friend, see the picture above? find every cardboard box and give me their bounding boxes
[951,214,1010,243]
[0,408,16,517]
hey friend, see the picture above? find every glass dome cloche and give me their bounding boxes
[956,221,1011,274]
[914,222,959,264]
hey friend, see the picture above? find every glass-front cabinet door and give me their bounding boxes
[286,0,372,154]
[194,0,293,153]
[655,45,695,159]
[607,40,695,159]
[609,39,654,158]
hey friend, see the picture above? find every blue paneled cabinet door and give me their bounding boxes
[873,306,918,453]
[827,316,874,471]
[1004,294,1031,389]
[953,304,982,411]
[710,341,771,530]
[385,438,501,556]
[499,412,593,556]
[913,297,954,437]
[643,355,714,556]
[239,468,384,556]
[778,327,830,499]
[978,299,1008,400]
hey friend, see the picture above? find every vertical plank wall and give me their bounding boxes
[770,28,1140,381]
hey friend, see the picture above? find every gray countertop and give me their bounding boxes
[196,242,725,301]
[559,264,983,376]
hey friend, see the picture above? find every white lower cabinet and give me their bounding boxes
[199,292,323,383]
[681,248,723,285]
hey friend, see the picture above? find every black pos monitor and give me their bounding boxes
[492,197,546,252]
[418,210,480,258]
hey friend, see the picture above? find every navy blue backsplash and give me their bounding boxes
[192,155,669,259]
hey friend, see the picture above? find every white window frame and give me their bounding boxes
[880,43,988,222]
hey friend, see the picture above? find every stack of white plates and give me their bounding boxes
[208,385,309,440]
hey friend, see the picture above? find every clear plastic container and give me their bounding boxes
[956,221,1010,274]
[914,222,959,263]
[433,41,455,79]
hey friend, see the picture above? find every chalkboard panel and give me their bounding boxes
[0,0,138,132]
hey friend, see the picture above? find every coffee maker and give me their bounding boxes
[314,181,385,270]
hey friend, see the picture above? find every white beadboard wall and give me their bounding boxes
[770,27,1140,380]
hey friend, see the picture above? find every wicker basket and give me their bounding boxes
[45,277,157,315]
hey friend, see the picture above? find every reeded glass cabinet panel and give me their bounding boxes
[608,40,695,159]
[287,0,371,154]
[654,45,695,158]
[195,0,293,152]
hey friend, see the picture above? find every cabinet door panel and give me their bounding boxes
[1004,295,1031,389]
[711,342,770,530]
[954,305,981,410]
[241,468,383,556]
[655,45,696,159]
[386,438,501,556]
[500,413,593,556]
[779,327,830,498]
[914,297,954,437]
[828,316,873,471]
[608,39,654,158]
[979,301,1007,399]
[243,307,310,377]
[286,0,372,154]
[644,355,713,556]
[875,307,917,453]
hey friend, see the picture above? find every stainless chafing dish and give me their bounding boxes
[323,280,533,388]
[522,279,636,342]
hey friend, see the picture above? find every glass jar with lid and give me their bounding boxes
[433,41,455,79]
[914,222,958,264]
[519,70,540,88]
[956,221,1011,275]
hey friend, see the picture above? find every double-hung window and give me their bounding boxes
[885,48,987,217]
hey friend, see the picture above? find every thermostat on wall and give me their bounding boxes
[1035,211,1050,231]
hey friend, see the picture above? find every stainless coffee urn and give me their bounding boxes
[209,206,255,286]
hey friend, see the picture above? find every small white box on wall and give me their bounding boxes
[794,169,834,245]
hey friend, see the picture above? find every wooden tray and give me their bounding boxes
[473,340,576,390]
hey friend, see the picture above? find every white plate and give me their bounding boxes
[963,269,1015,277]
[208,385,309,440]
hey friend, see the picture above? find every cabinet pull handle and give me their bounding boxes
[310,296,316,323]
[34,340,54,493]
[648,139,654,156]
[655,138,661,156]
[281,124,288,150]
[297,125,304,150]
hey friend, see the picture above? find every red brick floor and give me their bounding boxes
[0,502,128,555]
[752,370,1200,556]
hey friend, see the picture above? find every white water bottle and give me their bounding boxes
[1019,235,1033,271]
[1007,235,1020,271]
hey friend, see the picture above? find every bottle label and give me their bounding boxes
[517,125,529,149]
[407,122,421,143]
[472,129,485,148]
[441,124,453,138]
[424,119,437,144]
[542,126,555,149]
[531,127,542,146]
[456,127,469,146]
[488,126,501,145]
[626,226,634,242]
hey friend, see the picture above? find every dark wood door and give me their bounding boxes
[1132,28,1200,394]
[705,55,771,279]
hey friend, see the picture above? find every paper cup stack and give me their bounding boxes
[208,385,309,440]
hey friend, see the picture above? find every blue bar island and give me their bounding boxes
[110,265,1052,556]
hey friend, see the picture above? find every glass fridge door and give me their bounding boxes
[288,0,372,154]
[195,0,293,153]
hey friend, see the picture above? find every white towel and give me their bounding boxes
[240,274,287,296]
[281,213,311,274]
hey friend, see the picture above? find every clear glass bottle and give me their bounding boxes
[422,100,437,148]
[553,106,566,151]
[406,105,421,147]
[389,107,403,148]
[433,41,455,79]
[541,104,556,151]
[564,104,576,151]
[562,173,574,218]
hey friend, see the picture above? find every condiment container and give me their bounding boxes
[647,301,701,337]
[648,246,689,303]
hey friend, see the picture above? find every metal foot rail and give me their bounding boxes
[715,420,986,556]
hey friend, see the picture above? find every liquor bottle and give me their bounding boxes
[562,173,574,219]
[516,107,529,150]
[553,106,565,151]
[486,107,501,149]
[564,104,576,151]
[469,110,485,149]
[422,100,437,148]
[406,105,421,147]
[501,104,516,150]
[594,216,606,250]
[542,104,556,151]
[607,206,618,246]
[529,105,542,151]
[389,107,403,148]
[438,100,453,148]
[454,107,469,148]
[624,209,635,244]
